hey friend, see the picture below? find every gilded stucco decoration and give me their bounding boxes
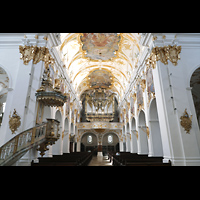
[137,82,144,114]
[19,45,55,68]
[9,109,21,134]
[140,126,150,138]
[146,45,181,68]
[180,109,192,134]
[146,67,155,106]
[140,79,146,92]
[132,130,138,139]
[130,95,135,115]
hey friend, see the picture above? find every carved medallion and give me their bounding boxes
[180,109,192,134]
[9,109,21,134]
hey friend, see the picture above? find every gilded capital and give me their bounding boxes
[145,45,181,68]
[19,45,55,68]
[140,79,146,92]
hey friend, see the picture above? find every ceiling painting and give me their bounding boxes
[88,69,113,89]
[80,33,121,61]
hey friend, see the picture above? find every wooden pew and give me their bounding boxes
[108,152,171,166]
[31,152,93,166]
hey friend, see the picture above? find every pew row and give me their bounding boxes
[107,152,171,166]
[31,152,93,166]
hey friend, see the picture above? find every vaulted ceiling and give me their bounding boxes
[59,33,141,101]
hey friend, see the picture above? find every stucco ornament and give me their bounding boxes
[9,109,21,134]
[180,109,192,134]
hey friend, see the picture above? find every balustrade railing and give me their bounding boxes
[0,118,60,166]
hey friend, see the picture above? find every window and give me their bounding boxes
[87,135,92,144]
[108,135,113,144]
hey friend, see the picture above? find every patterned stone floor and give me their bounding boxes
[88,155,112,166]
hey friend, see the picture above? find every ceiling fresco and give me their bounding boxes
[80,33,121,61]
[59,33,142,102]
[88,69,113,89]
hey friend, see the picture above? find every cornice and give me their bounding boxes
[0,33,48,48]
[152,33,200,48]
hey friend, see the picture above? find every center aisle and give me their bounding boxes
[88,155,112,166]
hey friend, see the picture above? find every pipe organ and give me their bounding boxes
[84,88,117,122]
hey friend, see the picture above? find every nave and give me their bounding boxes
[2,33,200,166]
[88,155,112,166]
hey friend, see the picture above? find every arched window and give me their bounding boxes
[108,135,113,144]
[87,135,92,144]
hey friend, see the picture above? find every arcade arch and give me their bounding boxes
[52,110,62,155]
[149,98,163,156]
[102,132,120,155]
[0,66,9,128]
[81,132,97,152]
[138,110,149,154]
[190,66,200,129]
[131,117,138,153]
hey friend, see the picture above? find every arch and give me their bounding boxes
[102,132,120,155]
[64,117,69,132]
[138,110,149,154]
[122,125,126,151]
[0,66,10,128]
[52,110,62,155]
[126,122,130,133]
[55,110,62,122]
[131,117,136,130]
[131,117,138,153]
[72,65,128,82]
[70,122,74,134]
[149,98,163,156]
[126,122,131,152]
[62,117,69,153]
[190,66,200,129]
[122,125,125,135]
[0,64,12,89]
[186,64,200,88]
[80,132,98,152]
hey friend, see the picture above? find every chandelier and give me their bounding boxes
[35,67,68,107]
